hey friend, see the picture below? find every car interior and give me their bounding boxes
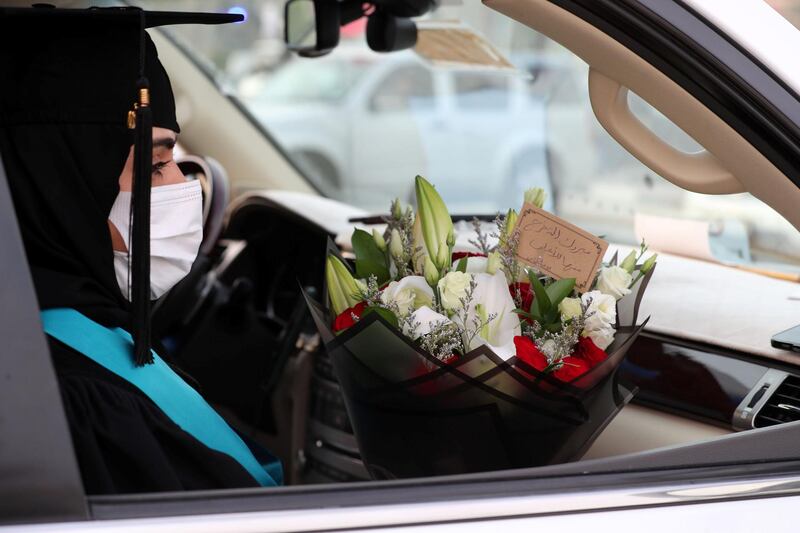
[5,0,800,526]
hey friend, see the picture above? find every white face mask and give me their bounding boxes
[108,180,203,300]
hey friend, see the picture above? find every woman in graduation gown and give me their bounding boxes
[0,7,280,493]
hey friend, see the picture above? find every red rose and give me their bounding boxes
[441,353,459,365]
[451,251,487,261]
[573,336,608,368]
[552,356,590,382]
[509,282,534,313]
[332,301,368,333]
[513,335,547,371]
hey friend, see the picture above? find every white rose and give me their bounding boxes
[380,276,433,317]
[581,290,617,350]
[583,325,615,350]
[581,290,616,329]
[559,297,582,321]
[437,271,473,312]
[404,306,453,339]
[596,265,632,300]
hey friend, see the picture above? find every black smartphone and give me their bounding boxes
[771,325,800,353]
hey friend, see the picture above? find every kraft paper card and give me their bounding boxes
[515,203,608,292]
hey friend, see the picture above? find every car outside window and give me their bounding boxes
[453,71,510,110]
[239,59,367,104]
[369,64,436,113]
[138,0,800,276]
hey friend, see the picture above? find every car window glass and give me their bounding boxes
[239,59,366,104]
[369,64,435,113]
[143,1,800,272]
[453,71,510,109]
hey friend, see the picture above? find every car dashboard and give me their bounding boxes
[145,192,800,484]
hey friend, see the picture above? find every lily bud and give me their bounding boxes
[415,175,453,271]
[372,228,387,252]
[640,253,658,274]
[326,255,362,315]
[436,244,449,272]
[486,251,501,275]
[391,199,403,220]
[503,209,518,241]
[389,228,404,261]
[424,255,440,287]
[524,187,547,209]
[620,249,638,274]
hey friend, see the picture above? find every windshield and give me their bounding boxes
[239,59,369,104]
[136,0,800,273]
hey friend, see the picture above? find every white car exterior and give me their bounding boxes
[241,49,554,213]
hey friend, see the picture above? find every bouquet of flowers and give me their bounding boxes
[305,176,657,479]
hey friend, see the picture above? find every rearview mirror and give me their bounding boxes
[284,0,340,57]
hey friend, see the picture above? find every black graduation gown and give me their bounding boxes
[49,337,260,494]
[0,10,266,494]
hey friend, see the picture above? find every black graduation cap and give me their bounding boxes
[0,6,243,366]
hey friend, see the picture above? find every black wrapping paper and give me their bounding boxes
[305,263,655,479]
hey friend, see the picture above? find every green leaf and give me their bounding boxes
[456,257,468,273]
[543,308,560,326]
[352,228,390,284]
[528,271,551,317]
[544,278,576,308]
[544,321,562,333]
[363,306,399,328]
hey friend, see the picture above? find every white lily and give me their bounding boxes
[453,271,521,360]
[404,306,454,340]
[451,255,488,273]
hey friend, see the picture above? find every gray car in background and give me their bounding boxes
[240,48,555,213]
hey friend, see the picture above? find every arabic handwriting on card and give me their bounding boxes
[514,203,608,292]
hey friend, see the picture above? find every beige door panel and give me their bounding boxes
[588,68,744,194]
[583,404,731,460]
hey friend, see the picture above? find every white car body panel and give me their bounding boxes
[3,476,798,532]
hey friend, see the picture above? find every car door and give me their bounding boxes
[8,0,800,530]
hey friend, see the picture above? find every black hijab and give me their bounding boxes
[0,7,238,359]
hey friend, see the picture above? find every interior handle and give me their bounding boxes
[588,68,745,194]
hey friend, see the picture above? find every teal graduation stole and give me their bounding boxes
[41,308,280,487]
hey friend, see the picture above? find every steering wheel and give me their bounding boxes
[177,155,230,255]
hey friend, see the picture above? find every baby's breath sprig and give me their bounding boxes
[524,301,588,368]
[420,321,464,362]
[360,274,382,306]
[467,217,493,255]
[493,213,523,307]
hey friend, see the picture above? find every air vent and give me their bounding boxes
[754,374,800,428]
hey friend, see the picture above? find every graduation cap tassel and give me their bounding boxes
[129,7,154,366]
[131,79,153,366]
